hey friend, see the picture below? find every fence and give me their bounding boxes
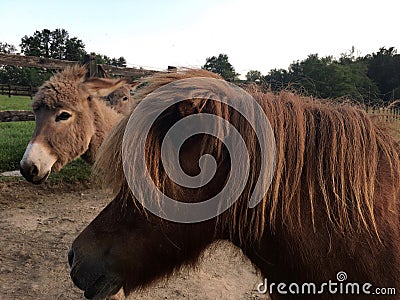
[0,54,160,101]
[0,53,164,121]
[1,53,400,127]
[0,84,38,99]
[368,108,400,130]
[0,53,158,77]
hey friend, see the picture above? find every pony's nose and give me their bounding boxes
[68,248,74,268]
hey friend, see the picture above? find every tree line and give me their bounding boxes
[1,28,399,106]
[0,28,127,87]
[202,49,400,106]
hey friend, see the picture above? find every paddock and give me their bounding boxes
[0,180,268,300]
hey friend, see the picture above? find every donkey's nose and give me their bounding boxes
[68,248,74,268]
[20,161,39,182]
[30,164,39,176]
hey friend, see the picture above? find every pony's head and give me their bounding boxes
[69,70,257,298]
[20,65,126,184]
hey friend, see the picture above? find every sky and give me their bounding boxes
[1,0,399,78]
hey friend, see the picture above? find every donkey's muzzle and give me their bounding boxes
[20,161,50,184]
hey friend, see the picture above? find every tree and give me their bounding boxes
[264,68,291,91]
[0,39,55,86]
[365,47,400,102]
[116,57,127,67]
[20,29,87,62]
[0,42,17,54]
[202,54,239,81]
[246,70,263,82]
[91,53,127,67]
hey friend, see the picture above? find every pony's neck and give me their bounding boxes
[82,99,122,164]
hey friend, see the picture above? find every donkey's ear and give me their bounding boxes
[82,78,128,97]
[176,98,208,116]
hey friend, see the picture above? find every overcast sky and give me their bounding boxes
[1,0,399,78]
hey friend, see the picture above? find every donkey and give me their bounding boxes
[107,84,139,114]
[19,66,126,184]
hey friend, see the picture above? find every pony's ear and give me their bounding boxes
[177,98,208,116]
[82,78,128,97]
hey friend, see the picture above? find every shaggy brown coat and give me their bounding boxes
[85,69,400,298]
[32,65,124,169]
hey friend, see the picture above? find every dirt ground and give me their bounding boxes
[0,179,269,300]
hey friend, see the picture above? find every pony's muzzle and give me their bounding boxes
[68,245,123,299]
[68,248,74,268]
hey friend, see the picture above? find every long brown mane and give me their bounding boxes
[94,69,400,246]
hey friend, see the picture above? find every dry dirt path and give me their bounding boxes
[0,180,268,300]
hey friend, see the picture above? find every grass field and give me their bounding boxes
[0,95,91,182]
[0,95,32,110]
[0,121,35,172]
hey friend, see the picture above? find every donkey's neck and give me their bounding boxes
[82,99,122,164]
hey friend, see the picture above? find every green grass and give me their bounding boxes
[0,121,91,183]
[47,159,92,184]
[0,96,91,183]
[0,95,32,110]
[0,121,35,172]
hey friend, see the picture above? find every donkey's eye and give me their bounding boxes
[122,96,128,101]
[56,111,72,122]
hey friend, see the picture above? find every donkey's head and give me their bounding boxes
[107,84,131,114]
[20,66,126,184]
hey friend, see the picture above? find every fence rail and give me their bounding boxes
[0,53,158,78]
[0,110,35,122]
[0,84,38,99]
[0,53,77,70]
[0,53,162,99]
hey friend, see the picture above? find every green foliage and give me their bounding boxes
[0,42,17,54]
[264,68,291,91]
[20,28,87,62]
[202,54,239,81]
[246,70,263,82]
[0,66,53,87]
[265,51,382,104]
[365,47,400,102]
[90,52,127,67]
[1,28,128,87]
[0,95,32,110]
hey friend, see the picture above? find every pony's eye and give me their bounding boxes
[56,111,72,122]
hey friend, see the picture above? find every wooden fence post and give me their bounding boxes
[168,66,177,73]
[89,55,97,77]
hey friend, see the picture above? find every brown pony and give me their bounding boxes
[69,70,400,299]
[19,65,126,184]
